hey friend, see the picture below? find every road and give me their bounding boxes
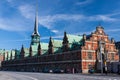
[0,71,119,80]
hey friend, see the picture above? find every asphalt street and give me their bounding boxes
[0,71,119,80]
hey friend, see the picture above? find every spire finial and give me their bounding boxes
[64,31,67,36]
[98,21,101,26]
[49,36,53,47]
[10,50,12,60]
[50,36,52,40]
[33,0,40,36]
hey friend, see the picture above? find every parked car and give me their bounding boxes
[53,69,64,73]
[42,69,53,73]
[88,69,95,74]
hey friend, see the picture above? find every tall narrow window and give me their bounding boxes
[88,52,92,59]
[111,53,114,60]
[88,44,91,50]
[88,64,92,69]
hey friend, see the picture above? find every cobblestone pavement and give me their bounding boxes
[0,71,119,80]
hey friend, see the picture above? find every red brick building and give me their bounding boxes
[1,7,119,73]
[1,25,119,73]
[81,26,119,73]
[0,55,3,68]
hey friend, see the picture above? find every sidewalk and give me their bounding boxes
[78,73,120,77]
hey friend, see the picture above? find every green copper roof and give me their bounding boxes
[51,39,63,53]
[15,49,21,59]
[11,50,15,60]
[0,49,15,60]
[2,33,84,60]
[30,42,48,56]
[31,45,38,56]
[41,43,48,55]
[66,34,83,48]
[52,39,62,48]
[0,49,4,56]
[67,34,83,43]
[5,50,11,60]
[41,43,48,50]
[24,48,29,57]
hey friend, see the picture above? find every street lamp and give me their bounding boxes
[99,41,105,74]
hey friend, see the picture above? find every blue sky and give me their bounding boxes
[0,0,120,50]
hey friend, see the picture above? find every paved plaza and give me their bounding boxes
[0,71,119,80]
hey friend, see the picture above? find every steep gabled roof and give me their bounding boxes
[67,34,83,44]
[24,48,29,57]
[0,49,16,60]
[31,42,48,55]
[52,39,62,48]
[51,39,63,53]
[41,42,48,50]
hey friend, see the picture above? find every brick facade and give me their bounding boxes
[1,26,119,73]
[81,26,119,73]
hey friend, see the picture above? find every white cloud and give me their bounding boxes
[106,29,120,32]
[17,4,120,34]
[0,11,118,32]
[0,4,35,32]
[0,19,26,31]
[18,4,35,19]
[4,1,120,35]
[89,15,117,22]
[15,3,120,34]
[3,27,120,42]
[7,0,13,3]
[51,30,59,33]
[39,14,84,29]
[1,35,63,43]
[2,39,30,42]
[106,12,120,17]
[41,35,63,40]
[38,14,118,31]
[0,4,35,31]
[74,31,93,35]
[6,0,18,7]
[76,0,93,5]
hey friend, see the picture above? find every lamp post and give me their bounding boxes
[99,41,103,74]
[105,50,108,74]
